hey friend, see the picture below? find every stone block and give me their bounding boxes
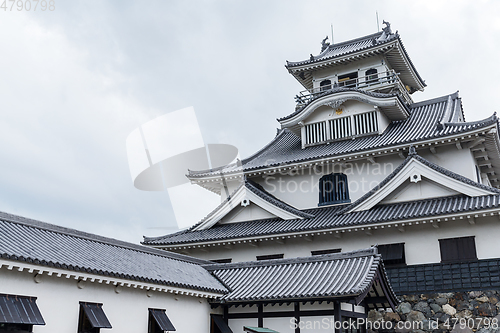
[443,304,457,316]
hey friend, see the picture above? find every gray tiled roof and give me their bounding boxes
[143,194,500,246]
[203,247,396,305]
[286,31,389,68]
[286,32,425,89]
[144,152,500,246]
[189,93,497,178]
[0,211,227,294]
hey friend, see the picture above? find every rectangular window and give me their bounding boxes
[311,248,341,256]
[378,243,406,266]
[338,72,358,88]
[148,309,176,333]
[439,236,477,263]
[256,254,284,261]
[0,294,45,333]
[319,173,350,206]
[78,302,112,333]
[211,258,232,264]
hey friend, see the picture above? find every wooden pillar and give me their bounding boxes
[294,302,300,333]
[223,305,229,324]
[334,301,342,333]
[258,304,263,327]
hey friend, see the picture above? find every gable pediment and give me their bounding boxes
[219,202,276,224]
[192,181,313,231]
[381,178,461,204]
[348,155,498,213]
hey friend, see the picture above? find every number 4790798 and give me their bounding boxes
[1,0,55,11]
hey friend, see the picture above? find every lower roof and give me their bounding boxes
[0,211,227,294]
[203,247,397,308]
[143,193,500,247]
[189,92,492,181]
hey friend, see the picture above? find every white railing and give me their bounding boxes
[294,70,412,106]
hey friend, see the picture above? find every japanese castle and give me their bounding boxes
[143,22,500,329]
[1,22,500,333]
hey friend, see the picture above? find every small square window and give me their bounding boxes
[378,243,406,266]
[439,236,477,263]
[311,248,341,256]
[256,254,284,261]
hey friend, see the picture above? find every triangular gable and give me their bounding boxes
[381,178,461,204]
[192,181,313,231]
[347,148,499,213]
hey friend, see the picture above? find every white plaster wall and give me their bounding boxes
[0,266,212,333]
[219,203,275,224]
[264,317,296,333]
[189,215,500,265]
[228,318,258,332]
[418,145,477,182]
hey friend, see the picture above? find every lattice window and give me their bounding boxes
[329,116,351,140]
[304,122,327,145]
[318,173,350,206]
[353,111,378,135]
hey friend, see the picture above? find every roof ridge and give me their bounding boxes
[444,113,497,127]
[286,31,389,67]
[202,247,378,271]
[409,92,459,109]
[0,211,211,266]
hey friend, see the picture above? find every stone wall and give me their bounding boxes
[367,290,500,333]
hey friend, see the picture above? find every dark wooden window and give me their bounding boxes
[311,248,341,256]
[256,254,284,261]
[320,79,332,91]
[211,258,232,264]
[365,68,378,84]
[0,323,33,332]
[439,236,477,263]
[78,303,112,333]
[338,72,358,88]
[378,243,406,266]
[78,305,99,333]
[148,311,163,333]
[148,309,176,333]
[319,173,350,206]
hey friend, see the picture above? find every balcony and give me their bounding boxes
[294,70,413,107]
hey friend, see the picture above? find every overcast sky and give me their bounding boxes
[0,0,499,243]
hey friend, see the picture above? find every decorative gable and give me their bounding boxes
[346,148,499,213]
[192,180,314,231]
